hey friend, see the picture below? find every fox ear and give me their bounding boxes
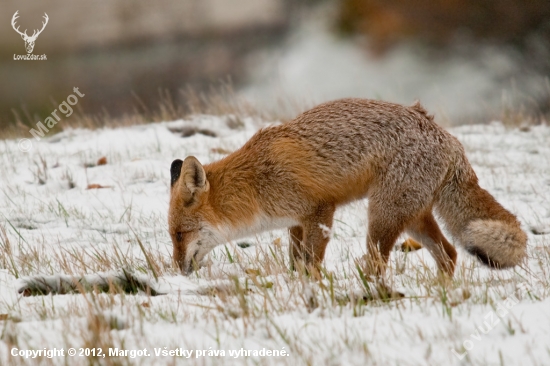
[181,156,209,195]
[170,159,183,187]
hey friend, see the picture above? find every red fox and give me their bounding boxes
[169,98,527,277]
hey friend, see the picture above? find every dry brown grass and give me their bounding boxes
[0,82,271,141]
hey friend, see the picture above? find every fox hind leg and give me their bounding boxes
[406,211,457,276]
[364,196,430,277]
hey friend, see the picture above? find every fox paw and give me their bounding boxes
[400,238,423,252]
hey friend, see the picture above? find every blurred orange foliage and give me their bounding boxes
[338,0,550,50]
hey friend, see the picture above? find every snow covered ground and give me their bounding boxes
[0,114,549,365]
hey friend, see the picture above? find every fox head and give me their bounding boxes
[169,157,223,274]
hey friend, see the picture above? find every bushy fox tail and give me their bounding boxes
[435,151,527,269]
[461,219,527,268]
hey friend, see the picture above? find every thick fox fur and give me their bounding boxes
[168,98,527,276]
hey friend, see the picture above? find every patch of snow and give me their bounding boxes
[0,115,548,365]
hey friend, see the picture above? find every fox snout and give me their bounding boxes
[171,234,190,274]
[173,237,209,275]
[170,228,204,275]
[175,257,194,276]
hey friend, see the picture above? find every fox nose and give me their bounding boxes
[180,249,201,275]
[182,265,193,276]
[175,256,191,275]
[178,260,193,276]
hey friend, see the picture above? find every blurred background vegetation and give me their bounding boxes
[1,0,549,135]
[338,0,550,48]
